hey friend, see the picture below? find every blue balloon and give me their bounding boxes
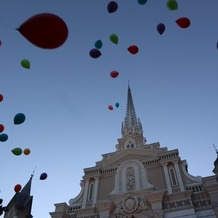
[0,133,8,142]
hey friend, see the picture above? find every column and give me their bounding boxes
[81,178,89,208]
[173,160,185,191]
[92,176,99,207]
[162,163,172,194]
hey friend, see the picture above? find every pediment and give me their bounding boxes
[98,148,161,168]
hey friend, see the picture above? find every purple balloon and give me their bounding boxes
[89,48,101,58]
[40,172,48,180]
[107,1,118,13]
[157,23,165,35]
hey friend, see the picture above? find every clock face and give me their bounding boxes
[125,138,136,149]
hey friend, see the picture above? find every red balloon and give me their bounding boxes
[110,71,119,78]
[127,45,139,54]
[108,105,113,110]
[17,13,68,49]
[0,94,3,102]
[14,184,22,193]
[175,17,190,28]
[0,124,4,133]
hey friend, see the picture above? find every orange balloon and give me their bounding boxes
[0,94,3,102]
[23,148,31,155]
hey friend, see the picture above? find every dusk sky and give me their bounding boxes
[1,1,218,217]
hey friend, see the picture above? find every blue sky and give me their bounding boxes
[1,1,218,217]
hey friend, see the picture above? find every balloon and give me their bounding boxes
[107,1,118,13]
[89,48,101,58]
[95,40,103,49]
[0,124,4,133]
[0,40,2,46]
[127,45,139,54]
[175,17,190,28]
[23,148,31,155]
[166,0,178,10]
[40,172,48,180]
[0,94,3,102]
[115,102,119,108]
[110,71,119,78]
[217,42,218,50]
[137,0,147,5]
[108,105,113,110]
[17,13,68,49]
[11,148,22,156]
[157,23,165,35]
[0,133,8,142]
[110,34,118,44]
[14,113,26,125]
[21,59,30,69]
[14,184,22,193]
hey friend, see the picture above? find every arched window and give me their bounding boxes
[169,167,178,186]
[88,183,94,200]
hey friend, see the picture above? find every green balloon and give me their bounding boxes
[12,147,22,156]
[14,113,26,125]
[0,133,8,142]
[95,40,103,49]
[110,34,118,44]
[21,59,30,69]
[166,0,178,10]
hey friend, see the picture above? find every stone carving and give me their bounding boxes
[127,167,136,191]
[113,195,149,217]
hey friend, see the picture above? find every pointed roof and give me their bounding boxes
[121,85,143,137]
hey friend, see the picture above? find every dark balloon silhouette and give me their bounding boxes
[40,172,48,180]
[89,48,101,58]
[127,45,139,54]
[14,184,22,193]
[107,1,118,13]
[110,71,119,78]
[17,13,68,49]
[0,133,8,142]
[14,113,26,125]
[175,17,190,28]
[157,23,165,35]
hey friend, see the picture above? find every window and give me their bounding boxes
[169,167,178,186]
[88,183,94,200]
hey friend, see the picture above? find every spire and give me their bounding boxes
[121,84,143,137]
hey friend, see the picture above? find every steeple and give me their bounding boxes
[213,144,218,182]
[116,85,146,151]
[3,175,33,218]
[121,85,143,137]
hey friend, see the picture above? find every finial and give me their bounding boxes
[31,166,36,178]
[213,144,218,155]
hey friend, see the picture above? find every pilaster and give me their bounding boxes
[173,160,185,191]
[162,163,172,194]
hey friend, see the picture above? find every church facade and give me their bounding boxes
[50,86,218,218]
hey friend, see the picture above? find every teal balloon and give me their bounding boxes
[95,40,103,49]
[137,0,147,5]
[110,34,118,44]
[0,133,8,142]
[11,147,22,156]
[14,113,26,125]
[115,102,119,108]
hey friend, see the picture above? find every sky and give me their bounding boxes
[0,0,218,217]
